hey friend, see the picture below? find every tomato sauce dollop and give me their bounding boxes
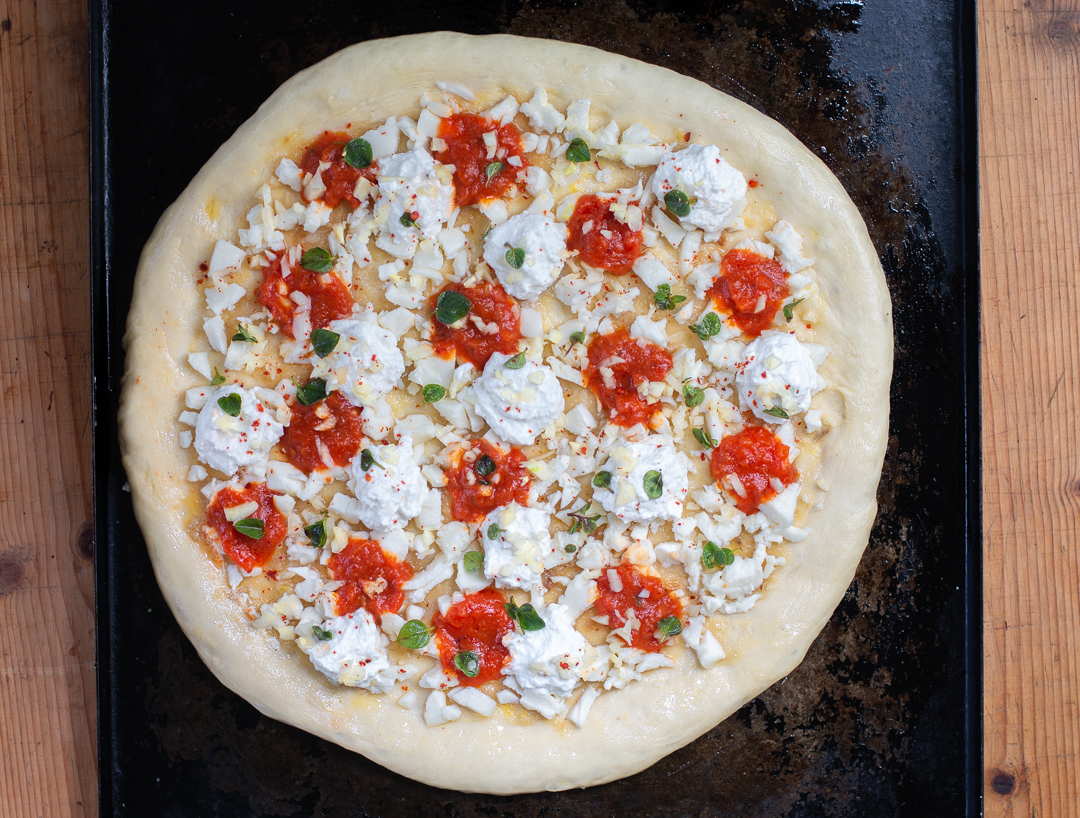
[445,440,531,523]
[706,248,790,337]
[429,281,522,369]
[710,425,799,514]
[206,483,287,572]
[280,392,365,473]
[329,538,413,624]
[256,253,354,339]
[299,131,377,209]
[584,329,673,428]
[433,589,514,686]
[433,113,527,207]
[595,563,683,653]
[566,194,644,275]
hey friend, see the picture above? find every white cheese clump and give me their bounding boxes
[483,212,568,302]
[344,435,430,532]
[324,318,406,406]
[469,353,565,446]
[481,503,559,590]
[374,148,454,259]
[594,435,689,523]
[193,386,284,476]
[301,611,394,691]
[503,603,591,719]
[651,144,747,233]
[735,331,827,423]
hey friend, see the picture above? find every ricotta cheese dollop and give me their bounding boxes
[735,332,827,423]
[375,148,454,259]
[302,611,393,691]
[469,353,565,446]
[483,211,568,301]
[324,318,406,406]
[502,603,591,719]
[194,385,284,476]
[594,435,689,523]
[651,144,747,233]
[481,502,559,590]
[344,435,430,532]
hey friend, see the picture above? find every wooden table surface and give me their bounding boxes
[1,1,1076,815]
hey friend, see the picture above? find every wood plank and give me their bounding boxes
[0,1,96,816]
[981,0,1080,814]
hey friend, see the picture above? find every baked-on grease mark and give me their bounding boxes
[0,19,11,34]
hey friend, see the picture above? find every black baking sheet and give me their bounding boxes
[90,1,981,815]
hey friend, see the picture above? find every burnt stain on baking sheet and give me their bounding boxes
[105,0,968,815]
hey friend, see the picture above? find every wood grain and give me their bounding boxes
[981,0,1080,814]
[0,0,97,816]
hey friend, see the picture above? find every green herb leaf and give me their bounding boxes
[657,615,683,641]
[310,327,340,358]
[643,470,663,500]
[463,551,484,573]
[702,540,735,570]
[232,324,257,343]
[689,312,723,341]
[593,471,612,489]
[435,290,472,324]
[505,246,526,270]
[569,331,585,345]
[210,368,226,386]
[312,625,333,641]
[343,137,373,169]
[566,137,591,163]
[400,211,418,227]
[564,544,577,553]
[475,454,496,477]
[683,383,705,407]
[763,406,790,419]
[397,620,432,650]
[234,517,264,539]
[487,523,501,541]
[664,189,693,218]
[783,297,806,322]
[217,393,242,417]
[304,520,326,549]
[485,161,506,182]
[422,383,446,403]
[505,352,526,369]
[505,598,546,631]
[359,448,383,472]
[301,247,334,273]
[454,650,481,677]
[693,427,718,448]
[654,283,686,311]
[295,378,327,406]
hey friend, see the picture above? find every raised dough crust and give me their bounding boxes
[119,32,892,794]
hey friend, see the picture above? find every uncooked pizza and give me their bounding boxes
[119,33,892,794]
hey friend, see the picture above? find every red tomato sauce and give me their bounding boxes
[433,113,527,207]
[445,440,531,523]
[710,425,799,514]
[429,281,522,369]
[279,392,365,473]
[584,329,673,428]
[595,563,682,653]
[706,248,790,336]
[328,538,413,624]
[433,588,513,686]
[299,131,377,209]
[566,194,643,274]
[256,253,354,339]
[205,483,287,572]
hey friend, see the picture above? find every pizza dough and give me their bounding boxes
[119,32,891,793]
